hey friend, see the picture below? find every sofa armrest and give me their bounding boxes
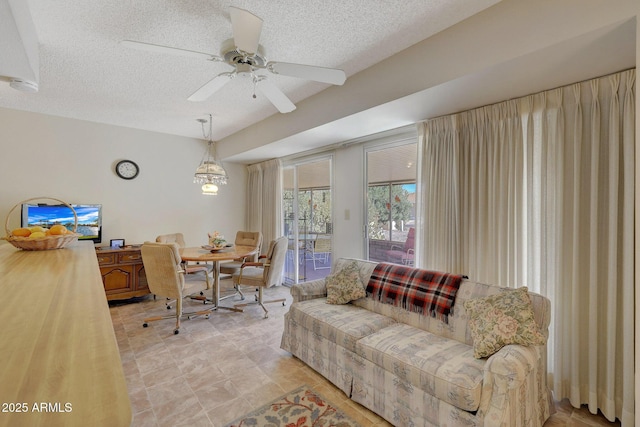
[479,344,551,426]
[290,278,327,303]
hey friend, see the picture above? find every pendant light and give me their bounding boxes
[193,114,228,195]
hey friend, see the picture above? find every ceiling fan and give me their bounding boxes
[122,7,346,113]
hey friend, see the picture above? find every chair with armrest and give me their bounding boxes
[219,231,263,275]
[140,242,213,334]
[219,231,263,301]
[232,236,288,318]
[156,233,211,290]
[383,227,415,266]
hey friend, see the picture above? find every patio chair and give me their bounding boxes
[383,227,415,266]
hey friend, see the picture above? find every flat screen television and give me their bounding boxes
[21,203,102,243]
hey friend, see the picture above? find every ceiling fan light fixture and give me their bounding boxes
[235,63,253,78]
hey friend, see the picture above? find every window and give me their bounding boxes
[367,182,415,242]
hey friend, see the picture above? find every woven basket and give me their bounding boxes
[3,197,80,251]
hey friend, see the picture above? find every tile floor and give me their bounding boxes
[109,276,620,427]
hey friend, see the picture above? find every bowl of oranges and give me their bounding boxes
[3,197,80,251]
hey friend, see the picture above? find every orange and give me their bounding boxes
[50,225,68,235]
[11,227,31,237]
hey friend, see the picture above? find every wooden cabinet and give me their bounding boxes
[96,246,149,300]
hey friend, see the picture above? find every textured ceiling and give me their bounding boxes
[0,0,500,143]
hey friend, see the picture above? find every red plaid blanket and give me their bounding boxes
[366,263,464,321]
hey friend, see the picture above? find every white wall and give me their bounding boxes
[332,142,365,260]
[0,107,246,247]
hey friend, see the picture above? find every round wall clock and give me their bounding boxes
[115,160,139,180]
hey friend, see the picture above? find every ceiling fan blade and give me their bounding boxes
[121,40,221,61]
[229,7,263,54]
[187,72,234,102]
[267,61,346,85]
[256,78,296,113]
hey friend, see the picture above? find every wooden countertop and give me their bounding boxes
[0,242,131,427]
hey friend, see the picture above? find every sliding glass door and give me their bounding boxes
[283,157,333,284]
[365,142,417,265]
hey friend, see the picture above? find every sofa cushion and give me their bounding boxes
[334,257,378,285]
[286,298,396,352]
[326,260,366,304]
[464,286,546,358]
[355,323,485,412]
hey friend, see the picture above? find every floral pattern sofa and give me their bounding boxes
[280,258,552,426]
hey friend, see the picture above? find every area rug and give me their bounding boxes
[224,385,360,427]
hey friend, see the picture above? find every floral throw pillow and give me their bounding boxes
[325,261,366,305]
[464,286,545,359]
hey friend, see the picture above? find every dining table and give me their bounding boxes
[180,244,258,311]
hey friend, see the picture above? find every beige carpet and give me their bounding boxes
[224,384,359,427]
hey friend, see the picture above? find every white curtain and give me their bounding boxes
[418,69,635,425]
[246,158,283,251]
